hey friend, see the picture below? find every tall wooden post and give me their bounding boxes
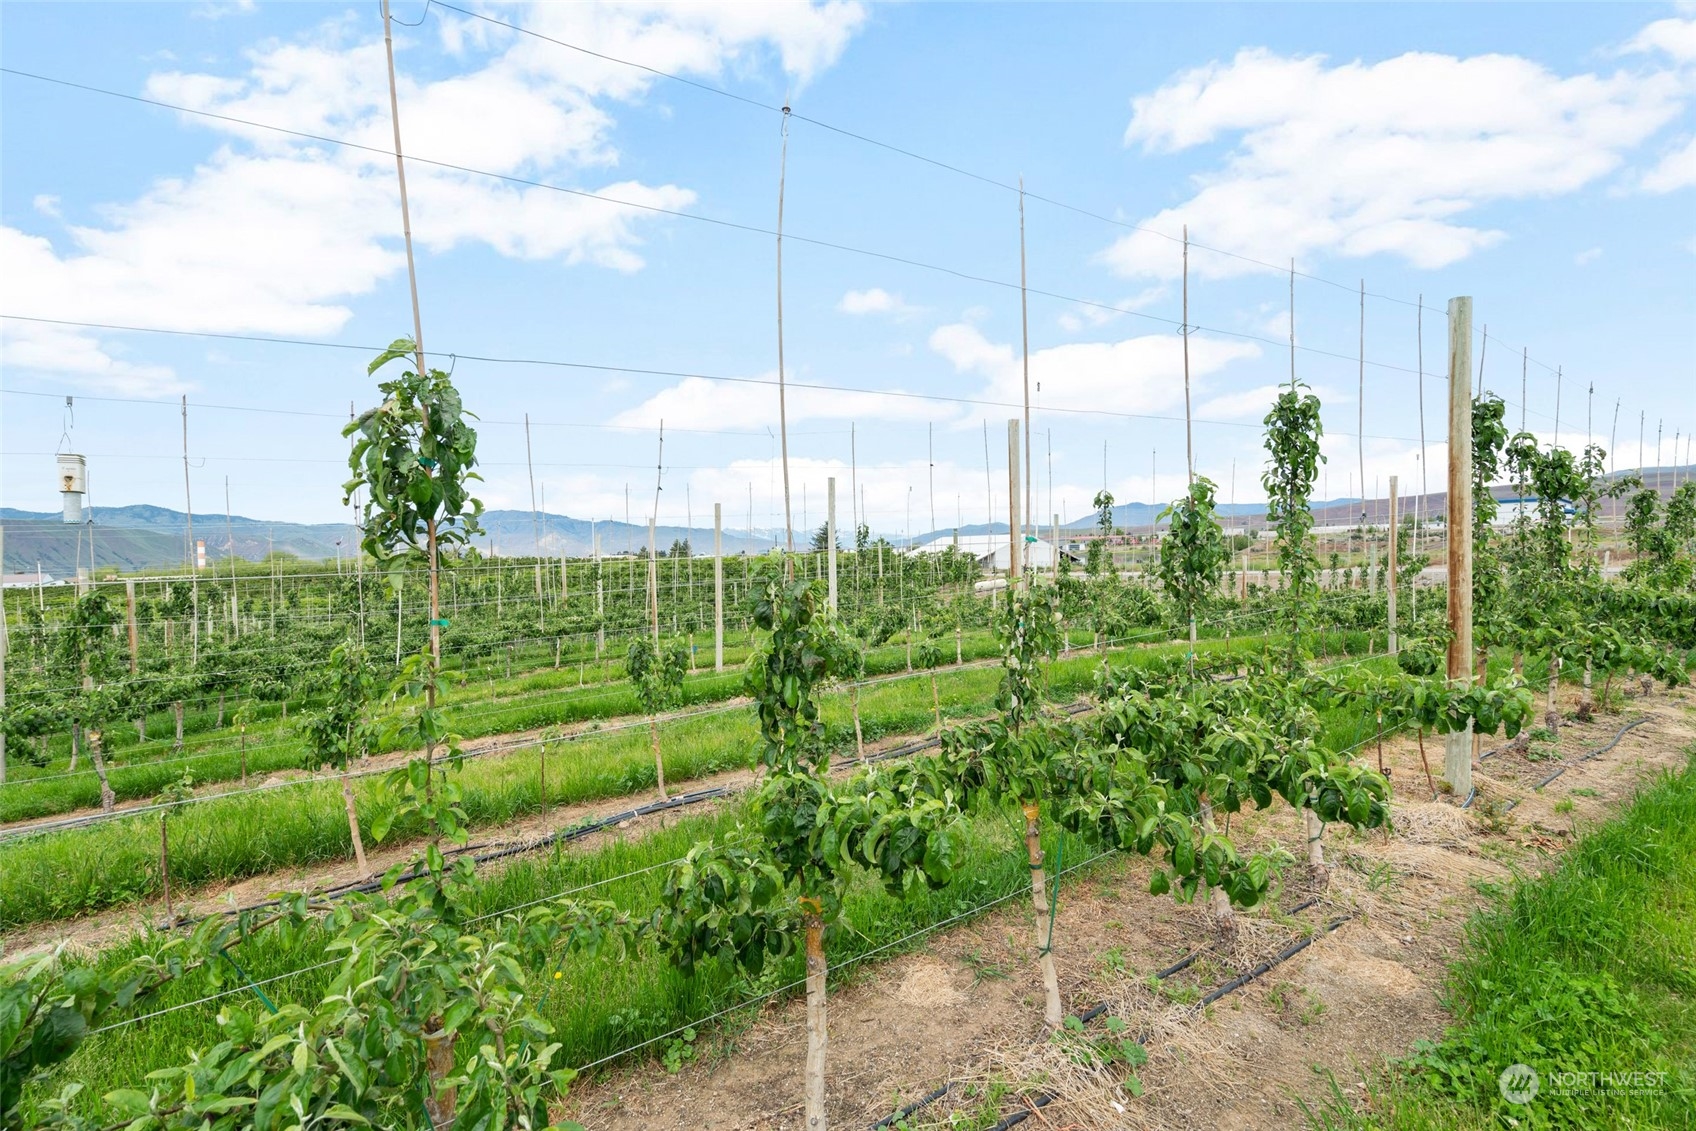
[1387,476,1399,654]
[125,579,139,672]
[1445,297,1474,798]
[713,503,724,672]
[1006,420,1022,582]
[826,477,838,611]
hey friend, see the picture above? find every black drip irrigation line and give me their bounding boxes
[172,699,1103,930]
[1463,715,1649,813]
[868,896,1330,1130]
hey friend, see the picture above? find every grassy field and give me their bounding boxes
[24,644,1396,1122]
[0,628,1011,823]
[2,632,1326,932]
[1303,748,1696,1130]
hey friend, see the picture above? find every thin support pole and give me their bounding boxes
[713,503,723,672]
[1020,178,1033,543]
[776,106,795,558]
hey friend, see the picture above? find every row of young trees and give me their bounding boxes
[5,350,1690,1129]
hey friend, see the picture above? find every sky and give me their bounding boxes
[3,0,1694,541]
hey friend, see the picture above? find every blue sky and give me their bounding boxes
[3,1,1693,539]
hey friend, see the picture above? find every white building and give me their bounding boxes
[902,533,1081,572]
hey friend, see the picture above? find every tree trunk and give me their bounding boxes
[1545,656,1562,733]
[216,691,224,729]
[1578,657,1594,722]
[173,701,184,749]
[240,728,248,785]
[1201,798,1234,933]
[68,726,79,773]
[1024,803,1063,1028]
[87,729,115,812]
[136,715,146,743]
[342,767,369,877]
[802,904,829,1131]
[850,681,864,761]
[956,625,962,664]
[930,673,941,733]
[1601,671,1613,714]
[422,1020,458,1128]
[650,716,666,800]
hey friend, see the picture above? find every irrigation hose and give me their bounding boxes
[1474,715,1651,814]
[867,896,1337,1130]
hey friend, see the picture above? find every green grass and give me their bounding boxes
[33,793,1108,1123]
[0,633,1282,932]
[1302,749,1696,1130]
[0,629,1009,823]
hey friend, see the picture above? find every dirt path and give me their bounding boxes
[561,684,1696,1130]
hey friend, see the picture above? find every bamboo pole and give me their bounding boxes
[125,579,139,673]
[1019,178,1032,545]
[776,107,795,558]
[1387,475,1399,654]
[713,503,724,672]
[1007,420,1022,583]
[827,477,838,611]
[1445,297,1474,799]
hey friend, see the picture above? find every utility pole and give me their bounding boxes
[1445,297,1474,800]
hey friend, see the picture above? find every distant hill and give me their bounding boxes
[1,506,783,575]
[8,464,1686,575]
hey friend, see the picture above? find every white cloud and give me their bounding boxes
[606,373,937,431]
[1195,383,1288,420]
[929,322,1260,419]
[1574,246,1604,265]
[32,195,61,219]
[0,320,189,397]
[5,3,865,365]
[1054,286,1168,332]
[1641,134,1696,192]
[1103,44,1690,280]
[838,287,913,316]
[1621,17,1696,63]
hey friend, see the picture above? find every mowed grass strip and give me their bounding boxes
[0,629,1010,822]
[1304,747,1696,1130]
[0,634,1286,931]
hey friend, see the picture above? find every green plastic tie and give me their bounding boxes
[218,947,278,1016]
[429,617,451,627]
[1037,839,1064,957]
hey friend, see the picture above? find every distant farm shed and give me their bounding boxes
[902,533,1081,572]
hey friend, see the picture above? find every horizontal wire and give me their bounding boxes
[0,71,1477,382]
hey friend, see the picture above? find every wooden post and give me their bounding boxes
[713,503,724,672]
[1445,297,1474,799]
[1007,420,1022,583]
[827,477,838,611]
[1387,475,1399,655]
[125,579,139,672]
